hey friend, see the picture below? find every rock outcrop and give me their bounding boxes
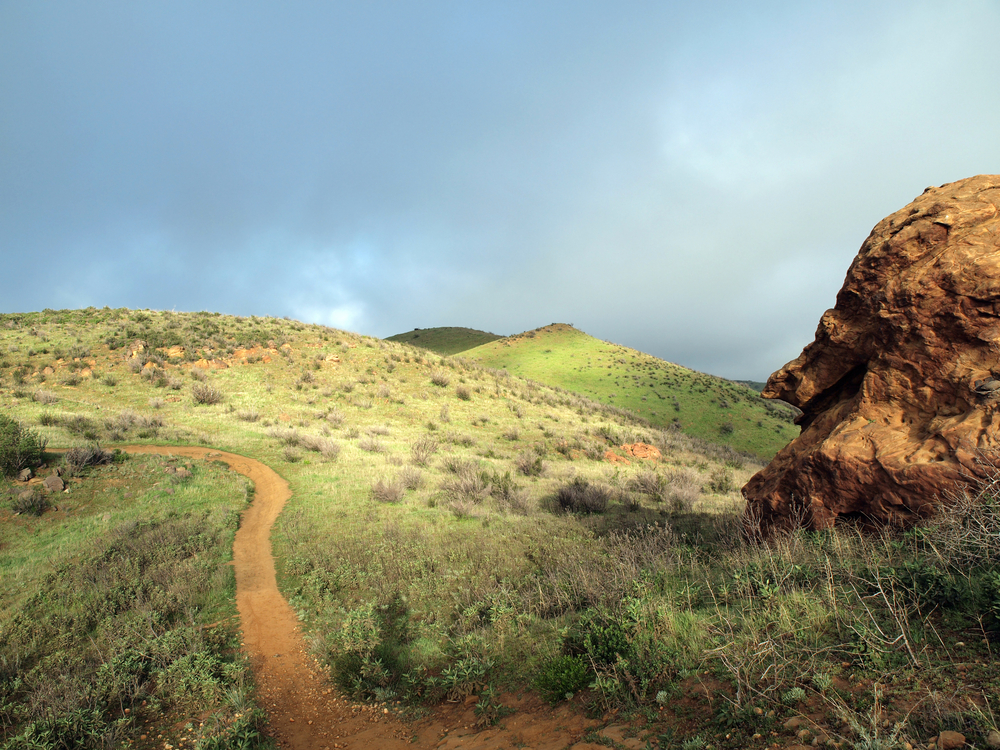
[743,175,1000,530]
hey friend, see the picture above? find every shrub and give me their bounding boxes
[100,373,118,387]
[299,434,341,460]
[63,414,99,438]
[706,467,736,494]
[430,371,451,387]
[442,465,491,504]
[564,610,634,667]
[398,466,423,490]
[11,489,51,516]
[410,437,438,466]
[192,383,224,405]
[659,471,697,512]
[629,470,667,501]
[358,436,386,453]
[0,415,47,476]
[33,389,58,405]
[190,367,209,381]
[63,444,116,476]
[535,655,591,705]
[326,409,345,426]
[371,479,405,504]
[236,408,260,422]
[554,478,610,514]
[456,384,471,401]
[515,450,545,477]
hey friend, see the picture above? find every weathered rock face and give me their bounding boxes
[743,175,1000,530]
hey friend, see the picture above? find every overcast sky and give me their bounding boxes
[3,2,999,379]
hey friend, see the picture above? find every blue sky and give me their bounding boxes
[3,1,1000,379]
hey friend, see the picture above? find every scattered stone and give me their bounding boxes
[985,730,1000,748]
[43,476,65,492]
[744,175,1000,530]
[938,731,966,750]
[784,717,805,731]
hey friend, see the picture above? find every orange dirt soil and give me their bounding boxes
[123,446,646,749]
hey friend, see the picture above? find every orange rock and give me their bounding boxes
[622,443,661,460]
[744,175,1000,530]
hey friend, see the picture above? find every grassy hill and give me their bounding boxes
[462,324,798,459]
[1,308,996,749]
[385,326,502,355]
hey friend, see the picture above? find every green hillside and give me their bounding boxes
[1,309,994,749]
[463,324,798,459]
[385,325,502,355]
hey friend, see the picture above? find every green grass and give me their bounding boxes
[1,308,998,749]
[385,326,502,355]
[0,450,265,749]
[462,323,798,459]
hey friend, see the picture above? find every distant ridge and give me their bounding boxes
[462,323,797,459]
[385,326,502,355]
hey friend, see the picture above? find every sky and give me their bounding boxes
[3,2,1000,380]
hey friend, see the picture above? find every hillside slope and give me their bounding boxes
[2,309,994,750]
[385,326,502,355]
[463,324,798,459]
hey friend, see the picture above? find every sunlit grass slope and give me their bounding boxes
[385,326,502,355]
[463,323,798,459]
[3,308,998,750]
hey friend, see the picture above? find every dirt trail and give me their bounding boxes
[123,446,636,750]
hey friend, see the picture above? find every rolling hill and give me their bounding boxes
[385,326,502,355]
[461,323,798,459]
[1,309,990,750]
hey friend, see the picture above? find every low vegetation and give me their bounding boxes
[0,308,997,749]
[0,451,262,749]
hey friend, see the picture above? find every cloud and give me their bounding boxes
[3,1,1000,379]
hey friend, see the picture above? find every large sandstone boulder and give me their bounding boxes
[743,175,1000,530]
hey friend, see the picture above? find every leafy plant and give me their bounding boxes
[0,414,47,477]
[535,655,591,704]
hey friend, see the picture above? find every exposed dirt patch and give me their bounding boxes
[622,443,662,460]
[604,449,631,465]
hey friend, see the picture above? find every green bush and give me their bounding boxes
[554,477,610,514]
[535,655,591,704]
[0,414,47,477]
[564,610,634,667]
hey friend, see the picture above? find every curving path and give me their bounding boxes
[123,446,618,750]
